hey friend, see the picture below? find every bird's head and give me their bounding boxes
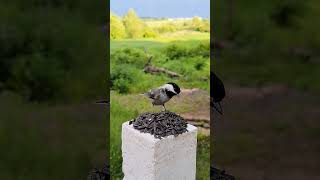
[164,82,181,98]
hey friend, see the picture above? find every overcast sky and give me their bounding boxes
[110,0,210,18]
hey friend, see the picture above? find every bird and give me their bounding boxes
[142,82,181,111]
[95,99,109,105]
[211,72,225,114]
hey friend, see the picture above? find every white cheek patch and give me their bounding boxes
[160,84,175,94]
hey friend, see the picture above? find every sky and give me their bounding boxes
[110,0,210,18]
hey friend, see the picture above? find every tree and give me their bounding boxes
[192,16,203,31]
[199,19,210,32]
[110,12,126,39]
[123,9,145,38]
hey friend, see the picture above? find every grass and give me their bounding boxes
[111,31,209,50]
[110,92,210,179]
[213,0,320,95]
[110,29,210,179]
[215,49,320,94]
[0,92,107,180]
[111,37,210,93]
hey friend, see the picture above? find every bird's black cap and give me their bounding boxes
[167,82,181,94]
[211,73,225,102]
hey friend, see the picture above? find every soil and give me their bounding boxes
[174,85,320,179]
[212,84,320,180]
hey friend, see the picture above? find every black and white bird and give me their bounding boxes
[95,100,109,104]
[143,82,181,111]
[211,72,225,115]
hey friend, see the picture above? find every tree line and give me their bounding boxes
[110,9,210,39]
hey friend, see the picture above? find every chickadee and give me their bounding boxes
[211,72,225,114]
[143,82,181,111]
[95,99,109,105]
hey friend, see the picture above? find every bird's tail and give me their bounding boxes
[140,92,151,97]
[211,101,223,115]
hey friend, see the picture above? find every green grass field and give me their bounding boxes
[110,93,210,179]
[0,92,107,180]
[110,31,210,179]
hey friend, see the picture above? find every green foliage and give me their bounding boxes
[270,0,306,28]
[190,16,210,32]
[156,23,177,33]
[123,9,145,38]
[111,47,146,68]
[0,92,107,180]
[142,26,158,38]
[109,8,210,40]
[191,42,210,57]
[110,41,210,93]
[10,54,66,101]
[192,16,202,29]
[110,93,210,179]
[165,42,210,59]
[110,47,151,93]
[198,19,210,32]
[110,64,136,94]
[165,44,189,59]
[110,12,126,39]
[0,3,107,103]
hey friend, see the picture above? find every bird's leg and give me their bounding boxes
[162,104,167,111]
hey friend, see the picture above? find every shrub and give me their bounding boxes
[143,27,158,38]
[9,54,66,101]
[111,48,147,68]
[195,62,205,70]
[0,4,107,103]
[164,44,189,59]
[110,64,136,94]
[165,42,210,60]
[190,42,210,58]
[198,19,210,32]
[192,16,203,30]
[156,23,177,33]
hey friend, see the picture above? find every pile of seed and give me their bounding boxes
[87,163,109,180]
[129,111,188,139]
[210,166,235,180]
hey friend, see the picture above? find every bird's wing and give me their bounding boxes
[143,88,160,99]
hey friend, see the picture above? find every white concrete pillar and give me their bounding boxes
[122,121,198,180]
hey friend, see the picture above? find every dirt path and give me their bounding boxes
[212,84,320,180]
[172,85,320,179]
[175,88,210,135]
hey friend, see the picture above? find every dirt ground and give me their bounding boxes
[212,84,320,180]
[166,85,320,179]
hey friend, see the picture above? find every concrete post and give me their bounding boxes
[122,121,198,180]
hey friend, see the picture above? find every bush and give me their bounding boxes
[110,64,136,94]
[111,48,147,68]
[9,54,66,101]
[143,28,158,38]
[156,23,177,33]
[164,44,189,59]
[0,4,107,103]
[198,20,210,32]
[190,42,210,58]
[165,42,210,59]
